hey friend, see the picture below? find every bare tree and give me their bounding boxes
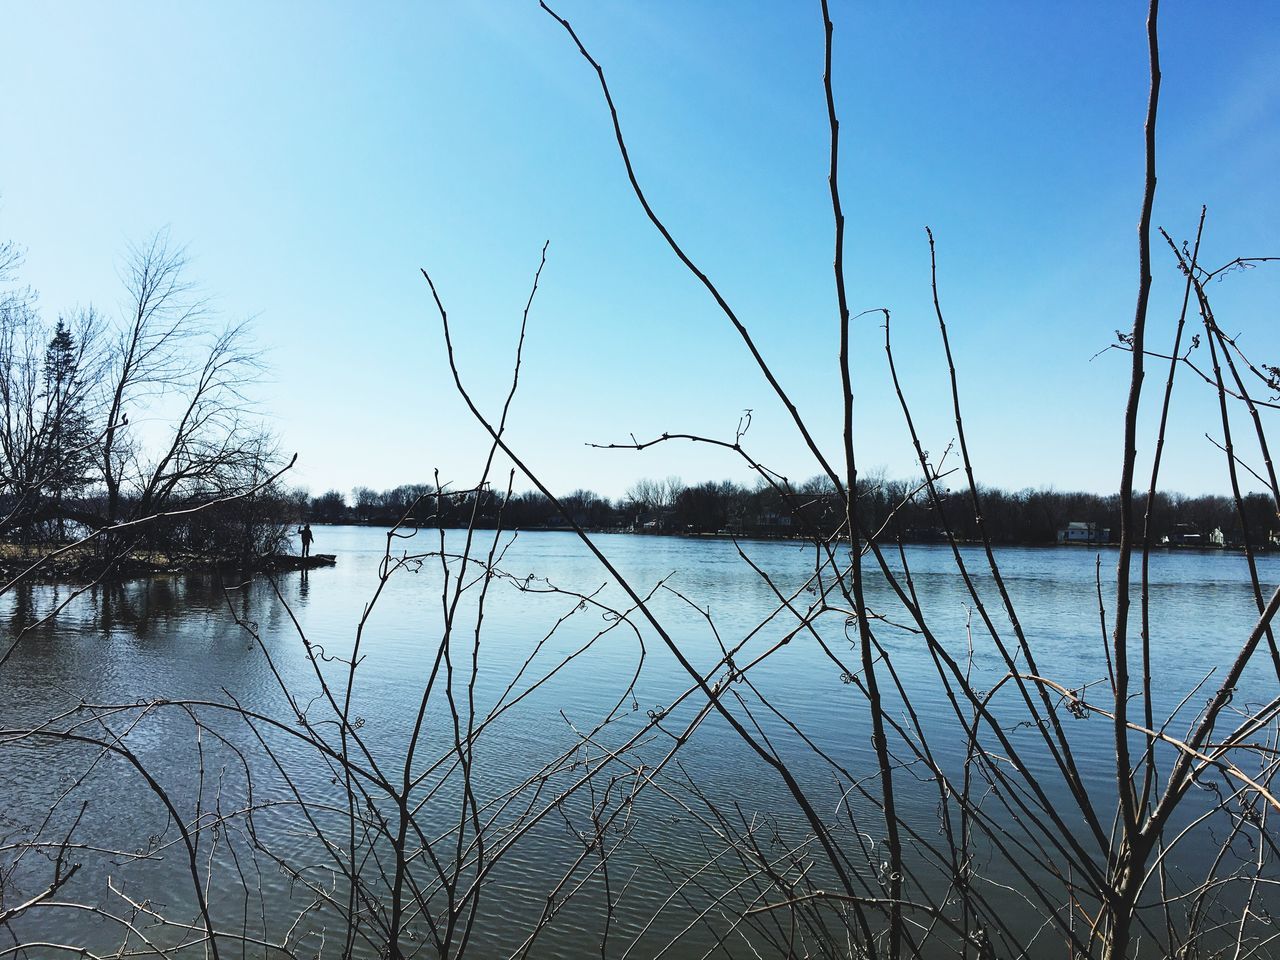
[624,477,662,515]
[97,230,210,526]
[129,319,270,518]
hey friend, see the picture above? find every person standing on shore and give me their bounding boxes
[299,523,314,558]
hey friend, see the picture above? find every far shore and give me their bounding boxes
[4,526,1267,588]
[308,521,1271,554]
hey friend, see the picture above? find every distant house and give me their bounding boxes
[1210,527,1227,547]
[1057,521,1109,544]
[632,512,666,533]
[1162,523,1202,546]
[758,512,793,532]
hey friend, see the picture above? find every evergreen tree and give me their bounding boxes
[39,318,94,538]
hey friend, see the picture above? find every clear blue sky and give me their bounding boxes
[2,2,1277,500]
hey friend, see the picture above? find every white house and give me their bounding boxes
[1057,521,1108,544]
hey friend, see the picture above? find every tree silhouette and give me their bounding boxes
[39,318,95,539]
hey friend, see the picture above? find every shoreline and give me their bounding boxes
[5,526,1267,588]
[311,522,1269,554]
[0,546,336,585]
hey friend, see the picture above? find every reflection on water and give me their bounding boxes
[0,527,1276,957]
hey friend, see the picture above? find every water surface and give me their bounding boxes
[2,527,1275,957]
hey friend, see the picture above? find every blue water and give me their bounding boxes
[1,528,1276,957]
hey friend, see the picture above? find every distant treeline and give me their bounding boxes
[304,477,1280,548]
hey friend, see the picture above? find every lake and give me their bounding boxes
[2,526,1276,958]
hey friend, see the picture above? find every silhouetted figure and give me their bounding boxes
[299,523,314,558]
